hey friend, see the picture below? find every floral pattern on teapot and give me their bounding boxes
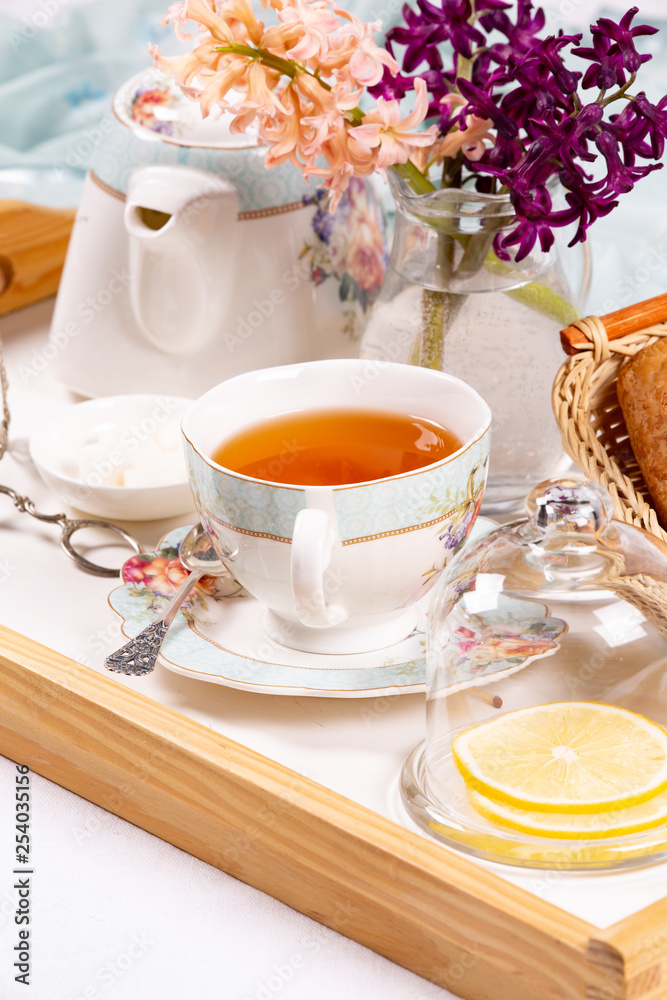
[129,81,183,137]
[301,178,388,337]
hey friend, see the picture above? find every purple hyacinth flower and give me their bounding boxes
[379,0,664,259]
[457,78,519,139]
[573,33,629,90]
[595,129,639,192]
[527,34,582,95]
[591,7,658,74]
[499,64,573,131]
[633,93,667,159]
[557,176,619,246]
[368,64,415,102]
[479,0,546,65]
[527,104,601,181]
[495,213,554,259]
[415,0,485,59]
[605,100,658,161]
[386,5,447,74]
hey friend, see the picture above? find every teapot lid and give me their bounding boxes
[113,69,261,150]
[91,69,317,209]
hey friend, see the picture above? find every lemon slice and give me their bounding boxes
[452,702,667,813]
[467,786,667,839]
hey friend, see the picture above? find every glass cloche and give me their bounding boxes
[402,477,667,870]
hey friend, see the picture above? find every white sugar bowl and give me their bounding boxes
[30,395,196,521]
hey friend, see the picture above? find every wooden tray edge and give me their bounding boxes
[0,621,652,1000]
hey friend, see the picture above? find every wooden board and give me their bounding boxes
[0,200,74,316]
[0,621,665,999]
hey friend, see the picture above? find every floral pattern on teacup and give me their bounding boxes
[187,431,489,544]
[417,461,488,584]
[301,177,388,337]
[438,472,485,553]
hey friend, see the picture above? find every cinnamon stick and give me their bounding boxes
[469,689,503,709]
[560,293,667,355]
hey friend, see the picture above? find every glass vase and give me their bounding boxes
[359,170,590,515]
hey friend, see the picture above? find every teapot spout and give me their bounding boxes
[125,164,239,355]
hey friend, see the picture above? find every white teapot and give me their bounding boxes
[50,69,387,398]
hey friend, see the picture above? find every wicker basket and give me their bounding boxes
[553,295,667,545]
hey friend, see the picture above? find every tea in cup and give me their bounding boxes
[182,359,491,654]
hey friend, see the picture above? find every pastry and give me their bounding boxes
[617,338,667,525]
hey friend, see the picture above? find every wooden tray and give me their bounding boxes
[0,200,75,316]
[1,622,666,1000]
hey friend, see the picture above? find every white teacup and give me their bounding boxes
[182,359,491,654]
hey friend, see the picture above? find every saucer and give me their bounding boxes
[108,520,495,698]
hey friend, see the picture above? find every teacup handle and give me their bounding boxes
[291,508,347,628]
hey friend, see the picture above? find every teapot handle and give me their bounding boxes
[124,165,239,355]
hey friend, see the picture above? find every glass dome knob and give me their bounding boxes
[525,477,615,534]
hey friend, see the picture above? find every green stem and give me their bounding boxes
[456,54,474,83]
[414,232,467,369]
[602,72,637,106]
[454,2,478,82]
[419,290,445,369]
[418,289,469,370]
[455,231,495,277]
[391,161,437,195]
[216,43,302,79]
[442,152,463,189]
[215,43,369,124]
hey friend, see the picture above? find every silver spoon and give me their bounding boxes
[104,524,233,676]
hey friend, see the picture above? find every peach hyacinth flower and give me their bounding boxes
[261,84,306,164]
[153,0,438,209]
[300,78,363,158]
[160,1,194,41]
[161,0,231,42]
[409,95,496,174]
[348,78,439,171]
[342,15,400,87]
[222,0,266,45]
[277,0,340,61]
[438,94,495,161]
